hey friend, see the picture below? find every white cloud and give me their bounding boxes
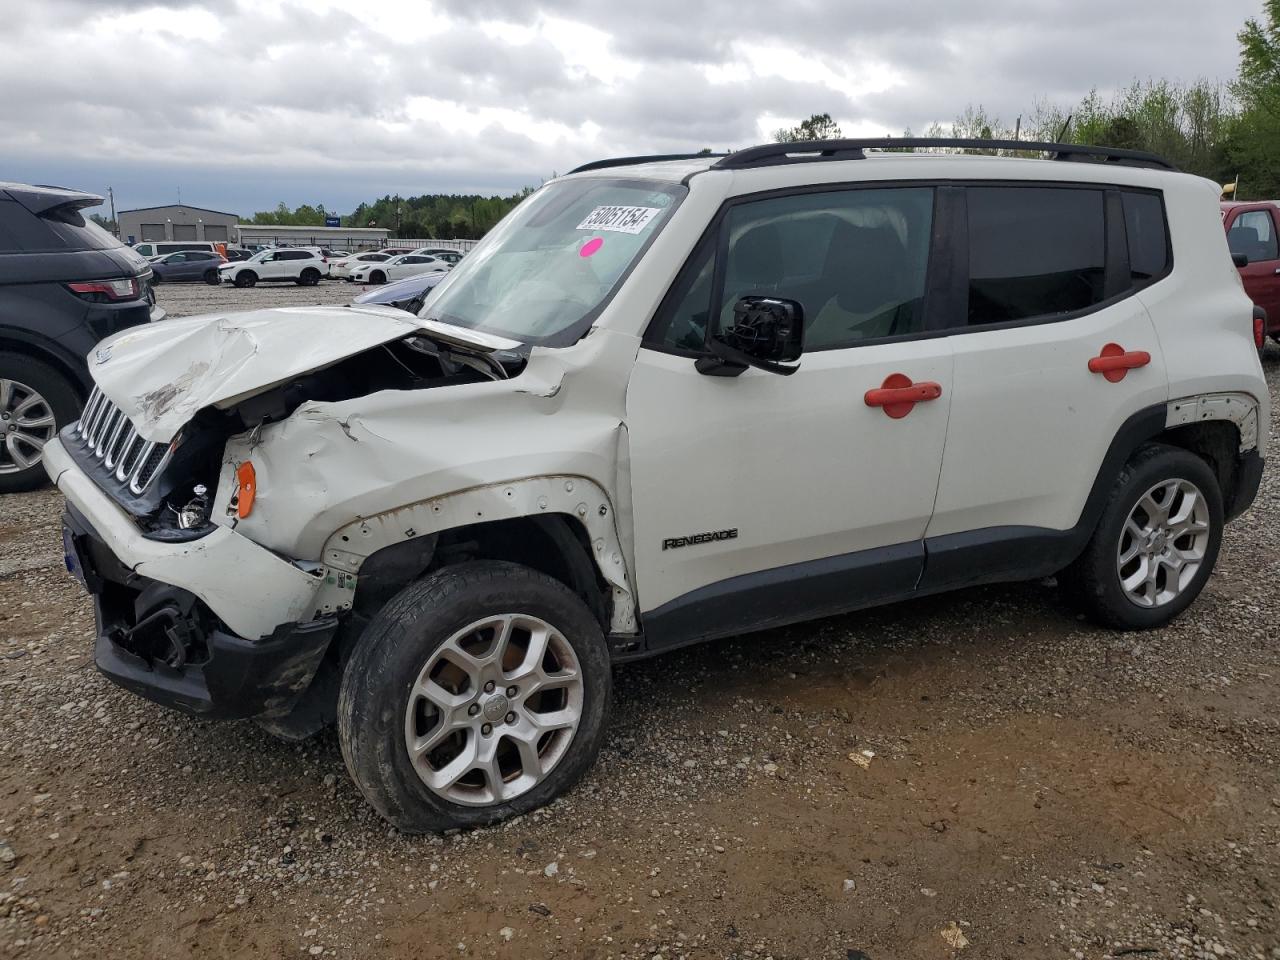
[0,0,1259,213]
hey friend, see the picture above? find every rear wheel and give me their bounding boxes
[204,270,220,285]
[234,271,257,288]
[0,353,80,494]
[298,268,321,286]
[1063,443,1223,629]
[338,561,611,833]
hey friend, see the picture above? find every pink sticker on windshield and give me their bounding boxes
[579,237,604,258]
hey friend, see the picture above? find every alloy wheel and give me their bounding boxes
[0,379,57,475]
[1116,478,1211,608]
[403,614,584,807]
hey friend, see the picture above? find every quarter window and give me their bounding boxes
[966,186,1106,324]
[1121,191,1169,285]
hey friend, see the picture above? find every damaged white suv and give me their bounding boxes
[46,139,1268,832]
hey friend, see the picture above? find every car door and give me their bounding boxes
[921,184,1169,587]
[1226,206,1280,320]
[626,184,955,650]
[177,252,206,280]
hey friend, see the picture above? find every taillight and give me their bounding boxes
[1254,312,1266,350]
[66,277,142,302]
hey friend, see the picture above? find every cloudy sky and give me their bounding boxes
[0,0,1262,217]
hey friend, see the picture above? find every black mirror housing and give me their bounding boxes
[697,296,805,377]
[1232,251,1249,268]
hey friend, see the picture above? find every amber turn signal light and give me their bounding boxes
[236,461,256,519]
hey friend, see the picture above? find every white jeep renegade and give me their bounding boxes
[45,139,1268,832]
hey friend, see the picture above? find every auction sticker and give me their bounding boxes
[576,205,661,234]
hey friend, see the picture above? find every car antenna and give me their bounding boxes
[1055,114,1073,142]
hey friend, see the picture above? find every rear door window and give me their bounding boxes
[1121,191,1170,286]
[965,186,1106,325]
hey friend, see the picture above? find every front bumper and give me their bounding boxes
[63,501,337,720]
[43,436,323,640]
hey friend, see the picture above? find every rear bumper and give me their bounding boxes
[64,502,337,719]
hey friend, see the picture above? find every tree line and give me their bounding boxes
[249,191,532,239]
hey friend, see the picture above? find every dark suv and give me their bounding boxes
[0,182,161,492]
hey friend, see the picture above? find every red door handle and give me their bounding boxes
[864,373,943,419]
[1088,343,1151,383]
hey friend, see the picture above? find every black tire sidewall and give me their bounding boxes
[338,561,612,833]
[0,352,81,493]
[1074,444,1224,629]
[204,270,220,285]
[235,271,256,287]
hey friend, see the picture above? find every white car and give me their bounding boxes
[410,247,465,266]
[329,251,393,280]
[349,253,450,285]
[217,247,327,287]
[45,138,1268,834]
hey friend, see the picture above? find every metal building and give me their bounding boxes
[117,204,240,246]
[235,223,392,250]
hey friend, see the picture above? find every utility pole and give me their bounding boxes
[177,186,182,205]
[107,187,117,236]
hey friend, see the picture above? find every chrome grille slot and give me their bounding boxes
[70,388,172,497]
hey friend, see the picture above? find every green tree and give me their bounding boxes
[772,112,843,143]
[1229,0,1280,196]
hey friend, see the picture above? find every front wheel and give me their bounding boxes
[338,561,611,833]
[1062,443,1223,629]
[233,271,257,288]
[368,270,386,285]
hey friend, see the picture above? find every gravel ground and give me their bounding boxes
[0,285,1277,959]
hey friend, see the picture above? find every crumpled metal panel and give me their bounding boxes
[210,327,644,632]
[84,303,443,442]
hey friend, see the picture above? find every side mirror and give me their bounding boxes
[1232,251,1249,268]
[697,296,804,377]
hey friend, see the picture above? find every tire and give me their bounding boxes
[368,270,386,285]
[1062,443,1223,630]
[338,560,611,833]
[204,270,220,285]
[233,271,257,288]
[297,268,321,286]
[149,273,161,285]
[0,352,81,494]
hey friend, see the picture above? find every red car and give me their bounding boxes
[1222,200,1280,349]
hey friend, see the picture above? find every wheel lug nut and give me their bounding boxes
[506,686,517,697]
[505,712,516,724]
[483,681,495,693]
[468,704,480,716]
[481,723,492,735]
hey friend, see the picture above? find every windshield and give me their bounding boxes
[419,177,686,346]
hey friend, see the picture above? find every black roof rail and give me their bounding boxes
[567,153,730,175]
[711,138,1177,172]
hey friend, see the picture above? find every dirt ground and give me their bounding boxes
[0,282,1277,959]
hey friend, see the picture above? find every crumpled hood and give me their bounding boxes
[89,304,434,442]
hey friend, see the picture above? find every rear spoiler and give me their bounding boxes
[2,183,103,217]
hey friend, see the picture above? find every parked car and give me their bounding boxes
[131,240,220,258]
[217,247,326,287]
[411,247,464,265]
[349,253,450,285]
[149,249,227,285]
[45,139,1267,833]
[329,251,392,280]
[352,270,448,312]
[0,181,162,492]
[223,248,254,262]
[1222,200,1280,348]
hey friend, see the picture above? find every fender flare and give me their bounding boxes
[1165,391,1261,452]
[313,475,638,634]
